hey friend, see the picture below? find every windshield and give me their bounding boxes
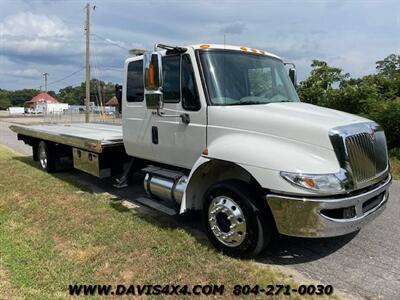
[199,50,300,105]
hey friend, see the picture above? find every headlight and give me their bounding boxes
[280,171,344,193]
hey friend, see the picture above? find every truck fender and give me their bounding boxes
[180,156,210,213]
[180,156,256,213]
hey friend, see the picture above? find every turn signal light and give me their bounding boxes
[148,62,156,88]
[304,178,316,188]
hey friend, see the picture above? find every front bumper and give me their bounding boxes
[266,174,392,237]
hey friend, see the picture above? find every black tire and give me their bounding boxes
[37,141,56,173]
[202,179,273,258]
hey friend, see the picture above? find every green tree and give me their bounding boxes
[296,55,400,150]
[0,89,11,110]
[47,90,57,99]
[57,79,117,105]
[57,85,84,105]
[367,98,400,149]
[9,89,39,106]
[376,54,400,76]
[325,83,379,115]
[297,60,349,106]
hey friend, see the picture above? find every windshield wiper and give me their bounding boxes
[231,100,265,105]
[275,100,292,103]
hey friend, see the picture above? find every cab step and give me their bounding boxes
[134,196,178,216]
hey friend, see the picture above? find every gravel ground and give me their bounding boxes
[1,119,399,299]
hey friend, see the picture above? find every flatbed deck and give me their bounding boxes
[10,123,123,153]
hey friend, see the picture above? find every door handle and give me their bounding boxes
[180,113,190,124]
[152,126,158,144]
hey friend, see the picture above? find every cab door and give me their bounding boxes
[152,52,207,169]
[122,57,154,160]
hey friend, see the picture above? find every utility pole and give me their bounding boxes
[85,2,91,123]
[43,73,48,92]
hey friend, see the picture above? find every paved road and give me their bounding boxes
[0,121,33,154]
[1,121,399,299]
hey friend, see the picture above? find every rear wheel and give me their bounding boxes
[38,141,56,173]
[202,179,273,258]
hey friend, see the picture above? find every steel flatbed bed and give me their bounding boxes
[10,123,123,154]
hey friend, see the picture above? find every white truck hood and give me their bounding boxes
[207,102,370,150]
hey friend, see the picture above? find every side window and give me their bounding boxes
[181,55,200,111]
[126,60,144,102]
[162,55,180,103]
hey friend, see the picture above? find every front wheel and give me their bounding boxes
[202,180,273,257]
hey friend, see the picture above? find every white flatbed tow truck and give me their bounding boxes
[10,43,391,257]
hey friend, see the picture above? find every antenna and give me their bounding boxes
[84,2,91,123]
[223,34,226,103]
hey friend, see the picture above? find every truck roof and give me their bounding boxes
[127,44,282,61]
[190,44,282,60]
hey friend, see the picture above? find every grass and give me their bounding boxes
[0,145,339,299]
[389,149,400,180]
[390,157,400,180]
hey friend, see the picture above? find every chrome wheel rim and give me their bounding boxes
[208,196,246,247]
[39,145,47,169]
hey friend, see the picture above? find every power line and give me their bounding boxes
[89,3,128,52]
[101,67,123,71]
[91,35,103,106]
[46,68,85,88]
[23,68,84,91]
[91,33,129,51]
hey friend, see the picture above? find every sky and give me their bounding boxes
[0,0,399,92]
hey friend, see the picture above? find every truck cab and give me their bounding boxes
[122,44,391,256]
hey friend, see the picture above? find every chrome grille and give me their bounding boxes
[329,123,389,190]
[345,130,388,184]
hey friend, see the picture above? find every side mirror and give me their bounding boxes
[144,52,163,109]
[289,68,297,87]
